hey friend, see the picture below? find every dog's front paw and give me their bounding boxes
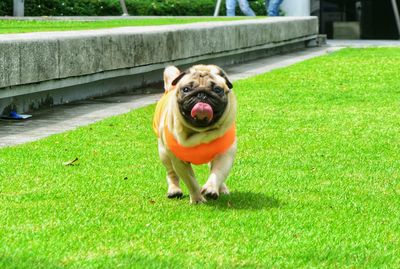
[201,184,219,200]
[167,186,183,199]
[190,194,206,204]
[167,190,183,199]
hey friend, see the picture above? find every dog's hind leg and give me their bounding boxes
[219,183,230,195]
[202,141,236,200]
[207,163,229,195]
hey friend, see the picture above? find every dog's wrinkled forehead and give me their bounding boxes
[172,65,233,89]
[186,68,225,88]
[190,65,220,77]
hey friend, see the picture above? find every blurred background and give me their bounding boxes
[1,0,399,39]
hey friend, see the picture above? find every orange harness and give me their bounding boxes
[153,92,235,165]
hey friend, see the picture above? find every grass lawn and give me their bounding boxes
[0,17,254,34]
[1,48,400,268]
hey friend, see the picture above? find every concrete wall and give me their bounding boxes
[0,17,318,113]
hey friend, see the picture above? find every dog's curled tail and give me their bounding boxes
[163,66,181,92]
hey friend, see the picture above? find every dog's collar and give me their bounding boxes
[164,123,236,165]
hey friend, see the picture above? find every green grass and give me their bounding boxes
[1,48,400,268]
[0,17,255,34]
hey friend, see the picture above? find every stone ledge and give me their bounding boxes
[0,17,317,89]
[0,17,319,113]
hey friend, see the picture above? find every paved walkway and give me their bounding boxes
[2,41,399,148]
[328,39,400,47]
[0,94,160,147]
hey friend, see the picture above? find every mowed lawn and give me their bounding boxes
[0,17,250,34]
[1,48,400,268]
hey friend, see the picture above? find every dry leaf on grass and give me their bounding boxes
[63,157,79,166]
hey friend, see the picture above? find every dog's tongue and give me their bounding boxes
[191,102,213,122]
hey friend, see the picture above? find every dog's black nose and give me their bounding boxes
[197,92,207,100]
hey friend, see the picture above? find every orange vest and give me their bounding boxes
[153,92,236,165]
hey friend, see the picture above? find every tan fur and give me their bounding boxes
[156,65,237,204]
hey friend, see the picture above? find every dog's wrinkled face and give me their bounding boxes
[172,65,233,128]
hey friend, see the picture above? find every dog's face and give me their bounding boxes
[172,65,233,128]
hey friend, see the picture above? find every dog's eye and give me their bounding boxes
[182,87,191,93]
[213,87,224,94]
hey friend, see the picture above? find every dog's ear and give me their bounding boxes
[171,71,188,86]
[164,66,181,91]
[216,67,233,89]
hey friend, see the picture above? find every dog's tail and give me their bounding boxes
[163,66,181,92]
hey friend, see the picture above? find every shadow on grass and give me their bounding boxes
[0,253,187,269]
[205,191,281,210]
[0,257,63,269]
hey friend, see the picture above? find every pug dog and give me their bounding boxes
[153,64,237,204]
